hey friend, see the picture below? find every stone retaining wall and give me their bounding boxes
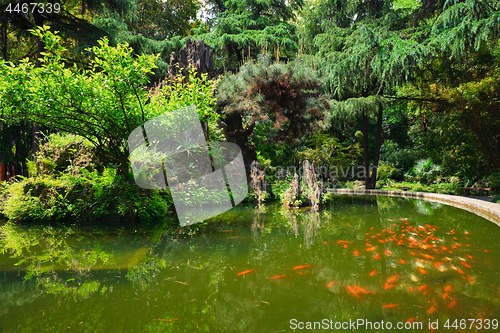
[327,189,500,226]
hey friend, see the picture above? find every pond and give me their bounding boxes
[1,196,499,332]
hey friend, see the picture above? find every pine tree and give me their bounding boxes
[217,54,329,167]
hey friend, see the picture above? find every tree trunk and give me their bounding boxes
[119,153,130,178]
[1,20,7,61]
[369,106,384,187]
[0,162,5,182]
[219,112,257,173]
[362,112,372,189]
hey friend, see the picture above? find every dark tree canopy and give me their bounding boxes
[217,54,329,165]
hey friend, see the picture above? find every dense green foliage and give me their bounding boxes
[0,133,173,224]
[1,0,500,225]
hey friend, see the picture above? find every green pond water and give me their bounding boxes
[0,196,499,333]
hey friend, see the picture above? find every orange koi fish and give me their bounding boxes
[238,269,257,276]
[378,239,385,243]
[374,253,380,260]
[323,241,328,245]
[419,253,434,260]
[337,240,352,244]
[366,247,377,252]
[433,262,443,268]
[384,282,397,290]
[369,270,377,276]
[461,261,471,268]
[354,286,371,294]
[467,254,473,259]
[441,246,448,251]
[418,284,428,291]
[347,286,364,302]
[423,289,430,295]
[428,303,437,314]
[448,299,456,308]
[467,275,473,282]
[406,318,416,323]
[416,268,427,274]
[409,287,414,292]
[365,232,371,236]
[442,291,450,300]
[383,304,399,308]
[327,281,336,288]
[409,251,416,256]
[386,274,400,283]
[385,249,392,256]
[270,275,290,279]
[457,269,464,274]
[353,249,359,256]
[293,265,315,270]
[444,285,453,291]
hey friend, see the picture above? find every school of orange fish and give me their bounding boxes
[236,217,496,327]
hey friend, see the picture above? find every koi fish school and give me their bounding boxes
[289,319,423,330]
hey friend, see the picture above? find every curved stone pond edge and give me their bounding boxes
[327,189,500,226]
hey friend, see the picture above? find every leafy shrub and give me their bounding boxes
[429,182,463,195]
[342,180,365,190]
[405,158,442,184]
[271,177,294,203]
[377,165,401,181]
